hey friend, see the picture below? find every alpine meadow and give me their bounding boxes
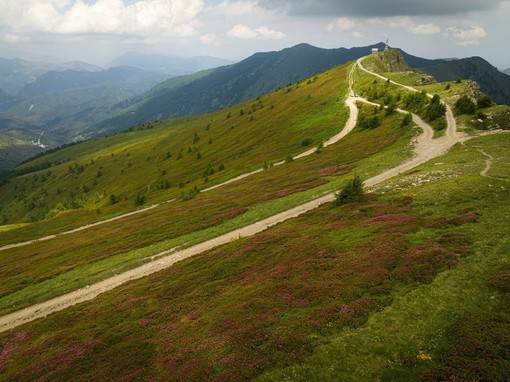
[0,41,509,382]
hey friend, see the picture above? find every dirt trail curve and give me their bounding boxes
[0,64,359,254]
[0,58,462,333]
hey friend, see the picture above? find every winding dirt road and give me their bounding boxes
[0,57,464,333]
[0,64,359,254]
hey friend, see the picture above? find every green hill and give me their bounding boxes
[88,43,445,137]
[0,64,351,224]
[0,51,509,381]
[421,57,510,105]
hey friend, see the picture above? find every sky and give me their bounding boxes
[0,0,509,69]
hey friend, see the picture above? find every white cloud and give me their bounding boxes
[388,16,413,29]
[200,32,218,45]
[227,24,285,39]
[367,18,383,26]
[445,25,486,45]
[0,0,205,39]
[387,16,440,35]
[3,33,30,43]
[352,31,362,39]
[408,23,441,35]
[327,17,356,31]
[256,26,285,39]
[227,24,259,39]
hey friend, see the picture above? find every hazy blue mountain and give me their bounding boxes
[0,88,21,111]
[0,57,100,95]
[0,113,46,170]
[421,57,510,105]
[19,66,165,99]
[5,67,167,146]
[7,84,141,141]
[106,52,234,76]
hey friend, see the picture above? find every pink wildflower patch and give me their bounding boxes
[290,299,310,308]
[453,213,478,225]
[272,189,292,198]
[15,340,99,381]
[364,214,413,226]
[0,332,27,370]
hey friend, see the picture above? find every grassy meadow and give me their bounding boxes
[0,65,349,225]
[1,132,508,381]
[1,52,509,382]
[0,102,410,314]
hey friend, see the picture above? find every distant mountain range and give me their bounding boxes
[0,53,232,163]
[502,68,510,76]
[1,43,509,169]
[18,66,165,99]
[0,113,46,170]
[0,57,100,95]
[106,53,234,76]
[421,57,510,105]
[89,42,445,136]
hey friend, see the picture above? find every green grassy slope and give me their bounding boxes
[1,131,508,382]
[1,52,509,381]
[0,103,409,312]
[0,65,349,225]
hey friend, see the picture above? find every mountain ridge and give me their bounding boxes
[88,42,445,137]
[420,56,510,105]
[106,52,234,76]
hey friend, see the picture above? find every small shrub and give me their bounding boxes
[476,111,487,120]
[425,94,446,121]
[401,112,413,127]
[455,95,476,115]
[334,174,365,206]
[477,95,493,109]
[301,137,313,147]
[316,141,324,154]
[134,192,146,207]
[181,185,200,201]
[285,155,293,163]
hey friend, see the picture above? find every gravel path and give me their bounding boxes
[0,57,464,333]
[0,64,359,254]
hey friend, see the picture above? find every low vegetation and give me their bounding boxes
[334,173,364,205]
[352,59,447,132]
[0,65,350,225]
[0,105,408,312]
[2,133,508,381]
[1,52,509,381]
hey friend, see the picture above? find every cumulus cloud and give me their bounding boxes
[409,23,441,35]
[200,32,218,45]
[386,16,440,35]
[227,24,285,39]
[445,25,486,45]
[327,17,356,31]
[257,0,509,16]
[0,0,204,39]
[3,34,30,43]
